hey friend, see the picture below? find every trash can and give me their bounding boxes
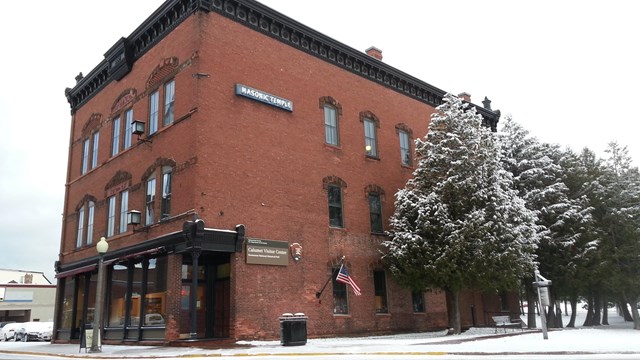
[279,313,308,346]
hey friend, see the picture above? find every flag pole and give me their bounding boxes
[315,256,345,302]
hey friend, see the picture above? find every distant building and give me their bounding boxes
[56,0,506,346]
[0,269,55,323]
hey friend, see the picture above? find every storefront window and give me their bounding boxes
[108,264,129,327]
[60,277,76,330]
[128,261,144,326]
[143,257,167,326]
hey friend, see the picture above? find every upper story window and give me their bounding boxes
[123,109,134,150]
[396,124,414,167]
[364,119,378,157]
[110,88,137,157]
[142,158,177,227]
[319,96,342,147]
[164,80,175,126]
[111,117,121,157]
[107,195,116,237]
[369,193,383,234]
[323,176,347,228]
[161,167,172,220]
[91,132,99,169]
[81,139,90,175]
[119,190,129,234]
[86,201,95,245]
[328,185,343,228]
[76,206,84,248]
[149,90,159,135]
[145,177,156,226]
[324,106,338,146]
[360,111,380,158]
[76,200,96,248]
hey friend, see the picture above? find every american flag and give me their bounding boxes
[336,264,361,296]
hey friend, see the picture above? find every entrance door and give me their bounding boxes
[180,253,230,339]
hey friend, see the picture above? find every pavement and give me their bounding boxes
[0,326,637,358]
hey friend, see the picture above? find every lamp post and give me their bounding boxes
[90,237,109,352]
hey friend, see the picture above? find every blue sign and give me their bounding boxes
[235,84,293,112]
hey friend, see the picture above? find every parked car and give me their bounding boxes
[14,322,53,342]
[0,322,22,341]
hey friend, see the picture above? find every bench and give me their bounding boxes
[491,315,523,333]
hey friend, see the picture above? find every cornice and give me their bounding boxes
[65,0,499,126]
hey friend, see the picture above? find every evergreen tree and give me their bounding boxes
[383,94,538,334]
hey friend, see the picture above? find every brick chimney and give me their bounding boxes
[365,46,383,61]
[458,92,471,102]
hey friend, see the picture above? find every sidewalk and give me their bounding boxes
[1,324,639,358]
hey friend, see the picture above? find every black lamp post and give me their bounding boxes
[90,237,109,352]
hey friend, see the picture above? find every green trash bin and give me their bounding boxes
[279,313,308,346]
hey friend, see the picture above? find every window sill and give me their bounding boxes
[365,155,380,161]
[375,312,391,316]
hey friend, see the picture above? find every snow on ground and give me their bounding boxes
[238,306,639,355]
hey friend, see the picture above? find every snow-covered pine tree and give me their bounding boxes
[499,117,594,328]
[383,94,538,334]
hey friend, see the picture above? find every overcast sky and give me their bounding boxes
[1,0,638,283]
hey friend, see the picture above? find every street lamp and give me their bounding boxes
[90,237,109,352]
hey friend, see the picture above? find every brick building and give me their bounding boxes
[55,0,504,345]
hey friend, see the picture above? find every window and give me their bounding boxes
[143,257,168,326]
[123,109,133,150]
[119,190,129,234]
[412,291,425,313]
[324,105,339,146]
[161,168,172,220]
[107,196,116,237]
[332,268,348,314]
[399,130,412,166]
[111,117,121,157]
[369,193,383,233]
[149,90,159,135]
[145,177,156,225]
[81,139,90,175]
[163,80,175,126]
[76,207,84,248]
[86,201,95,245]
[374,270,388,313]
[328,184,343,228]
[91,132,99,169]
[364,118,378,157]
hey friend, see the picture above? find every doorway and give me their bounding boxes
[180,252,230,339]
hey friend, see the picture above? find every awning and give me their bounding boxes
[55,264,97,279]
[104,247,165,265]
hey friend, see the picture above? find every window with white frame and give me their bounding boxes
[86,201,95,245]
[324,105,339,146]
[111,117,121,157]
[164,80,175,126]
[119,190,129,234]
[145,177,156,225]
[149,90,159,135]
[123,109,133,150]
[161,167,172,220]
[76,206,84,248]
[81,139,90,175]
[91,132,99,169]
[364,118,378,157]
[107,195,116,237]
[399,129,412,166]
